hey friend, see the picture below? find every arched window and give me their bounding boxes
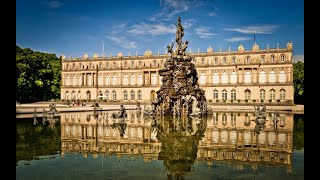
[72,76,76,86]
[112,75,117,85]
[86,91,91,100]
[280,89,286,100]
[71,91,76,100]
[231,89,236,100]
[105,91,109,100]
[151,73,157,85]
[221,72,228,84]
[222,113,227,126]
[222,89,227,100]
[213,89,218,100]
[259,71,266,83]
[65,76,70,86]
[105,76,110,85]
[123,90,128,100]
[244,89,251,100]
[244,71,251,83]
[123,75,128,85]
[78,76,82,86]
[269,70,276,83]
[98,75,103,85]
[231,113,236,126]
[260,89,266,101]
[88,75,92,86]
[199,73,206,84]
[98,90,103,100]
[270,89,276,100]
[137,75,143,85]
[213,72,219,84]
[230,71,237,84]
[279,70,286,83]
[130,75,135,85]
[65,91,69,100]
[244,113,250,126]
[77,91,81,100]
[130,90,135,100]
[112,90,117,100]
[137,90,142,100]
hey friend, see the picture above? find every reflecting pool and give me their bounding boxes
[16,110,304,180]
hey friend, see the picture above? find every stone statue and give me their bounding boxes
[175,16,184,46]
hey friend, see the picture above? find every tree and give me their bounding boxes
[293,61,304,104]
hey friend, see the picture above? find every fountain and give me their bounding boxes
[151,17,209,117]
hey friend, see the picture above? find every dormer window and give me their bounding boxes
[232,57,236,64]
[131,61,135,68]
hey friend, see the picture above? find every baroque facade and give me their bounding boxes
[61,42,294,104]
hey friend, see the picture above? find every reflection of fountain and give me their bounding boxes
[111,105,127,120]
[253,104,267,134]
[155,116,207,179]
[150,17,209,117]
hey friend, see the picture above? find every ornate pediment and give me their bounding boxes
[238,44,245,53]
[117,52,123,58]
[252,43,260,52]
[144,50,152,57]
[207,46,213,54]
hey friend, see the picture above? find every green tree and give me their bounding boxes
[293,61,304,104]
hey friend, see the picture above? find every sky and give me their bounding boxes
[16,0,304,61]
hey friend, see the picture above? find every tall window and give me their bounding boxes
[201,58,205,65]
[105,91,109,100]
[72,63,75,69]
[214,58,218,65]
[138,61,142,68]
[231,89,236,100]
[244,71,252,83]
[137,75,143,85]
[130,75,135,85]
[259,71,266,83]
[260,56,265,63]
[65,76,70,86]
[199,73,206,84]
[230,71,237,84]
[106,63,109,69]
[130,90,135,100]
[280,55,285,62]
[78,76,82,86]
[65,91,69,99]
[151,73,157,85]
[112,75,117,85]
[72,76,76,86]
[221,72,228,84]
[223,57,227,64]
[244,89,251,100]
[98,75,103,85]
[213,89,218,100]
[222,113,227,126]
[112,90,117,100]
[89,63,93,69]
[87,75,93,86]
[270,89,276,100]
[123,75,128,85]
[123,91,128,100]
[260,89,266,100]
[246,56,250,63]
[124,61,128,68]
[153,60,157,67]
[138,90,142,100]
[271,55,275,62]
[279,70,286,83]
[222,89,227,100]
[213,72,219,84]
[232,57,236,64]
[231,113,236,126]
[280,89,286,100]
[79,63,82,69]
[269,70,276,83]
[105,76,110,85]
[131,61,135,68]
[66,64,69,70]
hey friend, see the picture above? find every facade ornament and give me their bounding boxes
[144,50,152,57]
[238,44,245,53]
[207,46,213,54]
[117,51,123,58]
[83,54,88,59]
[286,41,293,50]
[252,43,260,52]
[93,53,99,59]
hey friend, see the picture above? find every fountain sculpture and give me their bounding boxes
[151,17,208,117]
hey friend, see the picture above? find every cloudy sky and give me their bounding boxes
[16,0,304,59]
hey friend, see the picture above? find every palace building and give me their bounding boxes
[61,42,294,105]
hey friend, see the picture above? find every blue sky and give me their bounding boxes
[16,0,304,61]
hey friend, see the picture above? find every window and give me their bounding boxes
[279,70,286,83]
[72,91,76,100]
[138,90,142,100]
[244,89,251,100]
[113,62,116,68]
[123,91,128,100]
[222,113,227,126]
[230,71,237,84]
[270,89,276,100]
[89,63,93,69]
[244,71,252,83]
[65,76,70,86]
[106,63,109,69]
[281,55,285,62]
[72,76,76,86]
[260,89,266,100]
[131,61,135,68]
[130,90,135,100]
[65,91,69,99]
[201,58,205,65]
[79,63,82,69]
[199,73,206,84]
[213,89,218,100]
[214,58,218,65]
[123,75,128,85]
[213,72,219,84]
[151,73,157,85]
[259,71,266,83]
[260,56,265,63]
[137,75,143,85]
[112,75,117,85]
[269,70,276,83]
[232,57,236,64]
[66,63,69,70]
[221,72,228,84]
[161,61,165,67]
[222,89,227,100]
[112,90,117,100]
[78,76,82,86]
[130,75,135,85]
[124,61,128,68]
[280,89,286,100]
[99,62,102,69]
[246,57,250,63]
[138,61,142,68]
[88,75,92,86]
[105,76,110,85]
[105,91,109,100]
[72,63,75,69]
[231,113,236,126]
[153,60,157,67]
[223,57,227,64]
[271,55,275,62]
[231,89,236,100]
[98,76,103,85]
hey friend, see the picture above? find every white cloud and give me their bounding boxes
[150,0,191,21]
[183,19,196,28]
[106,36,137,49]
[226,37,251,42]
[46,0,64,8]
[195,26,216,39]
[128,23,175,35]
[208,12,218,17]
[224,25,279,34]
[111,22,129,34]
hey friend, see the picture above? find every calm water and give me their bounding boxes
[16,110,304,180]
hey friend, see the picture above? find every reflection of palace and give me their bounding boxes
[60,42,294,104]
[60,111,293,171]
